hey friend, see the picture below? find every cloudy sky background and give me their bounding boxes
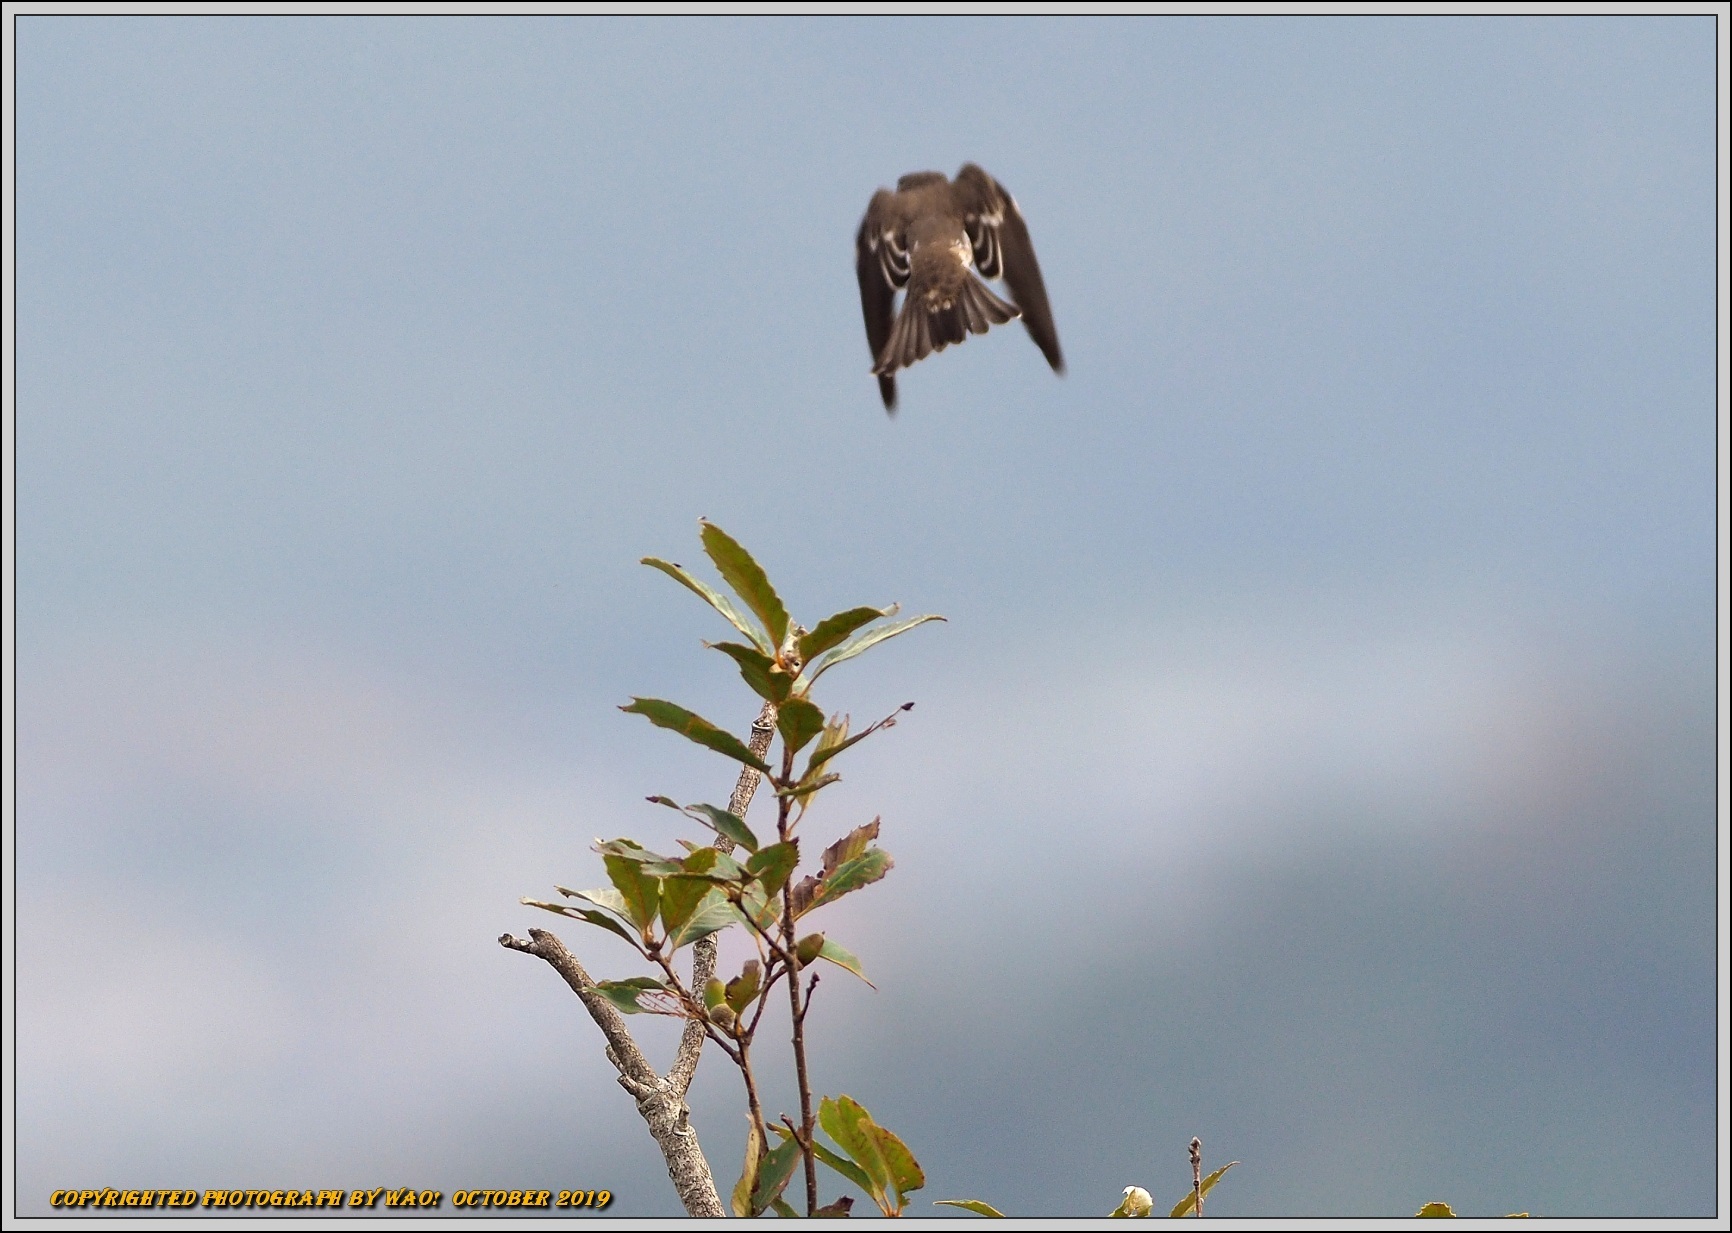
[13,15,1720,1218]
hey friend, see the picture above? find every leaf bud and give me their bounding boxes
[794,933,825,967]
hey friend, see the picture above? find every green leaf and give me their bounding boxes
[770,1196,800,1218]
[1169,1162,1238,1218]
[936,1199,1006,1217]
[641,557,772,654]
[750,1134,803,1215]
[821,819,880,871]
[1416,1202,1457,1218]
[707,641,793,704]
[565,907,644,950]
[777,697,827,756]
[603,854,660,932]
[593,837,683,876]
[521,899,645,952]
[732,1121,765,1218]
[700,521,789,650]
[668,890,738,949]
[661,842,747,883]
[703,978,727,1012]
[592,976,667,1015]
[747,841,800,898]
[806,848,893,913]
[791,823,886,918]
[658,874,712,936]
[685,803,760,853]
[558,884,630,916]
[866,1121,924,1204]
[799,1128,875,1198]
[803,614,945,686]
[814,936,874,986]
[766,1127,862,1218]
[799,605,894,662]
[709,849,750,881]
[681,846,722,876]
[620,698,772,773]
[592,835,657,858]
[820,1096,892,1212]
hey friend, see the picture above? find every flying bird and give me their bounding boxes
[855,163,1064,413]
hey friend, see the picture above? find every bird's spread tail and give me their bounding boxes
[874,274,1019,376]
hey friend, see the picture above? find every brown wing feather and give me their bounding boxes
[956,165,1064,374]
[855,201,900,412]
[995,195,1063,373]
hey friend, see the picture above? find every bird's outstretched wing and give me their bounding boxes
[855,190,905,412]
[956,164,1064,374]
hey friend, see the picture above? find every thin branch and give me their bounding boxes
[779,1112,809,1160]
[774,739,821,1218]
[745,961,781,1038]
[670,699,777,1097]
[736,896,795,965]
[795,970,820,1024]
[647,946,745,1067]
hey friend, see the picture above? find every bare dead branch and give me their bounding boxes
[500,927,725,1217]
[498,928,656,1085]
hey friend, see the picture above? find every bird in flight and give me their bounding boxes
[855,163,1064,414]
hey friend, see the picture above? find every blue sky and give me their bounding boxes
[12,15,1720,1218]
